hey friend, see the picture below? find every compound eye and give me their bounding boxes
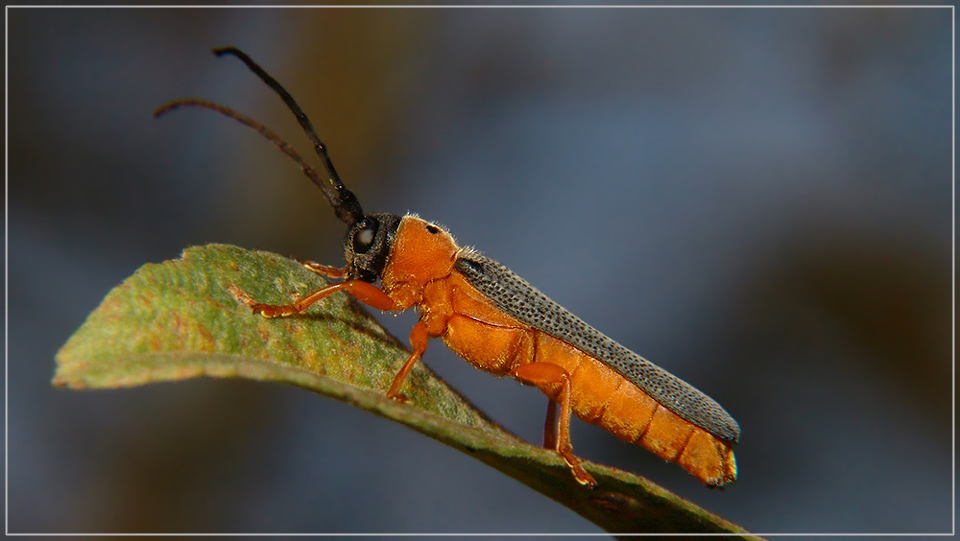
[357,228,375,246]
[352,218,379,254]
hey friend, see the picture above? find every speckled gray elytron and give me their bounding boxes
[455,251,740,443]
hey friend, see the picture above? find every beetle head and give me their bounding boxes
[343,213,401,282]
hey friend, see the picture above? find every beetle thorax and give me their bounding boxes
[379,215,459,307]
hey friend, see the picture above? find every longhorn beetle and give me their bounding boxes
[154,47,740,488]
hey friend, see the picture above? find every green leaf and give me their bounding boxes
[54,244,756,536]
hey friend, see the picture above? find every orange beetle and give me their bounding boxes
[155,47,740,488]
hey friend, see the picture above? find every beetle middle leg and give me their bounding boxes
[513,363,598,488]
[384,319,429,403]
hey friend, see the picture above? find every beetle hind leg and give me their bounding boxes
[543,399,558,449]
[513,363,598,488]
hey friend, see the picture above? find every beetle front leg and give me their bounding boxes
[246,277,425,401]
[248,279,401,317]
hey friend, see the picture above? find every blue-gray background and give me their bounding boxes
[7,6,952,534]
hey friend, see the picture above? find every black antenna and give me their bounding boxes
[154,98,331,205]
[154,46,365,227]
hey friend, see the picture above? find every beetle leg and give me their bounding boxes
[543,399,558,449]
[300,261,346,279]
[513,363,598,488]
[249,280,400,317]
[385,319,429,403]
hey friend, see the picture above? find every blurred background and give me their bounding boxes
[7,5,952,534]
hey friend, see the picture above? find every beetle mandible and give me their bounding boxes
[155,47,740,489]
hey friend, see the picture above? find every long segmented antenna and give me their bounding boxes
[153,99,328,201]
[153,46,365,227]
